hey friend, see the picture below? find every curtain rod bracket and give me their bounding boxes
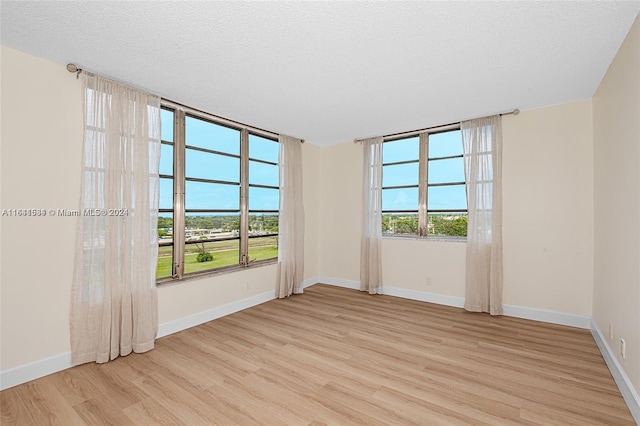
[354,108,520,143]
[66,63,82,79]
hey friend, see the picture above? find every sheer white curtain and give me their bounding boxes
[461,115,503,315]
[70,73,161,365]
[360,137,384,294]
[276,135,305,298]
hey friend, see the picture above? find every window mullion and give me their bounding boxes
[173,109,186,278]
[240,128,249,267]
[418,133,428,236]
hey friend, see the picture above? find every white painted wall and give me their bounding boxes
[0,46,321,372]
[1,46,83,370]
[593,14,640,396]
[317,100,594,316]
[502,101,594,314]
[318,141,362,280]
[302,142,321,279]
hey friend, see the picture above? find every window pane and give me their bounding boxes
[428,213,468,237]
[157,214,174,237]
[382,213,418,235]
[249,187,279,211]
[383,137,419,163]
[249,161,279,187]
[185,213,240,241]
[383,162,418,187]
[249,134,279,163]
[248,236,278,262]
[428,157,465,184]
[429,130,462,158]
[428,184,467,210]
[159,177,173,209]
[184,238,239,274]
[159,144,173,176]
[156,213,174,280]
[161,109,174,142]
[186,149,239,183]
[382,187,418,211]
[249,213,279,235]
[186,181,239,210]
[186,116,240,155]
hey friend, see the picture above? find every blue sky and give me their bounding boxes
[160,109,466,215]
[382,131,467,211]
[159,109,279,215]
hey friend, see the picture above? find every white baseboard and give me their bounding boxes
[1,352,72,391]
[301,276,320,290]
[157,289,276,338]
[312,277,590,329]
[1,289,279,391]
[382,285,590,329]
[313,275,360,290]
[501,304,591,329]
[381,285,466,308]
[591,320,640,424]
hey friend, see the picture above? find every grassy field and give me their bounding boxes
[156,237,278,279]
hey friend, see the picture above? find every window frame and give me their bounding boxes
[382,123,467,240]
[158,102,279,283]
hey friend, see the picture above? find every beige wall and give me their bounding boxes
[317,100,594,315]
[318,141,362,280]
[593,15,640,393]
[0,46,321,370]
[502,100,594,314]
[1,46,83,370]
[302,143,321,279]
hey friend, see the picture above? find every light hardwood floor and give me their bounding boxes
[1,284,635,425]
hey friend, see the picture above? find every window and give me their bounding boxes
[382,126,467,239]
[157,106,279,281]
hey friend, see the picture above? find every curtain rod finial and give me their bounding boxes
[66,63,82,79]
[513,108,520,115]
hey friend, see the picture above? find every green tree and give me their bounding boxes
[429,215,467,237]
[157,216,173,229]
[195,242,213,262]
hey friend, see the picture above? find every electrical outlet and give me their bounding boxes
[425,276,432,286]
[620,339,626,359]
[609,323,613,339]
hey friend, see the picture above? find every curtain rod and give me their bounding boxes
[353,108,520,143]
[66,63,305,144]
[162,98,305,143]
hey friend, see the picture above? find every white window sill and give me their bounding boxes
[156,258,278,286]
[382,234,467,243]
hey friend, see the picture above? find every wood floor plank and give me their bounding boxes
[121,397,185,425]
[1,284,635,425]
[0,386,35,426]
[12,378,86,425]
[72,396,135,426]
[78,360,149,410]
[132,371,225,425]
[247,367,351,424]
[45,366,102,407]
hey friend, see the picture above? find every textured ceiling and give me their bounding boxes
[1,1,639,146]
